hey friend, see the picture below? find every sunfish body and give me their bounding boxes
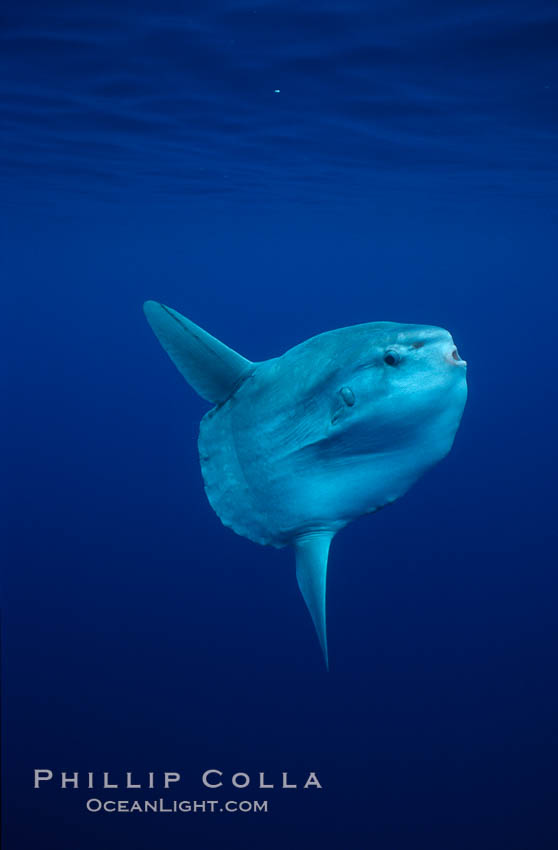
[144,302,467,667]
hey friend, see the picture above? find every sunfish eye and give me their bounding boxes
[339,386,355,406]
[383,349,400,366]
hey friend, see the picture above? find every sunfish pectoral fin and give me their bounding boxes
[143,301,254,404]
[295,532,334,670]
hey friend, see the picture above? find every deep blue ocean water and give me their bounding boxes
[2,2,558,848]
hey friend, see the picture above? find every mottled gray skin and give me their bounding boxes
[199,322,467,547]
[144,302,467,667]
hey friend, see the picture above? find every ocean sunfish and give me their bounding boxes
[143,302,467,667]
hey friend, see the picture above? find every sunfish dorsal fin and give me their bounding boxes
[143,301,254,404]
[295,532,334,670]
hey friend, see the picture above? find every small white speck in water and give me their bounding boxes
[274,89,280,93]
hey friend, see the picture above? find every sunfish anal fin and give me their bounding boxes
[143,301,254,404]
[295,532,334,670]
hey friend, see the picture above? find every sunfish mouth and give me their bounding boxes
[450,346,467,366]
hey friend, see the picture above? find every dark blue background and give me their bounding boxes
[2,2,558,848]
